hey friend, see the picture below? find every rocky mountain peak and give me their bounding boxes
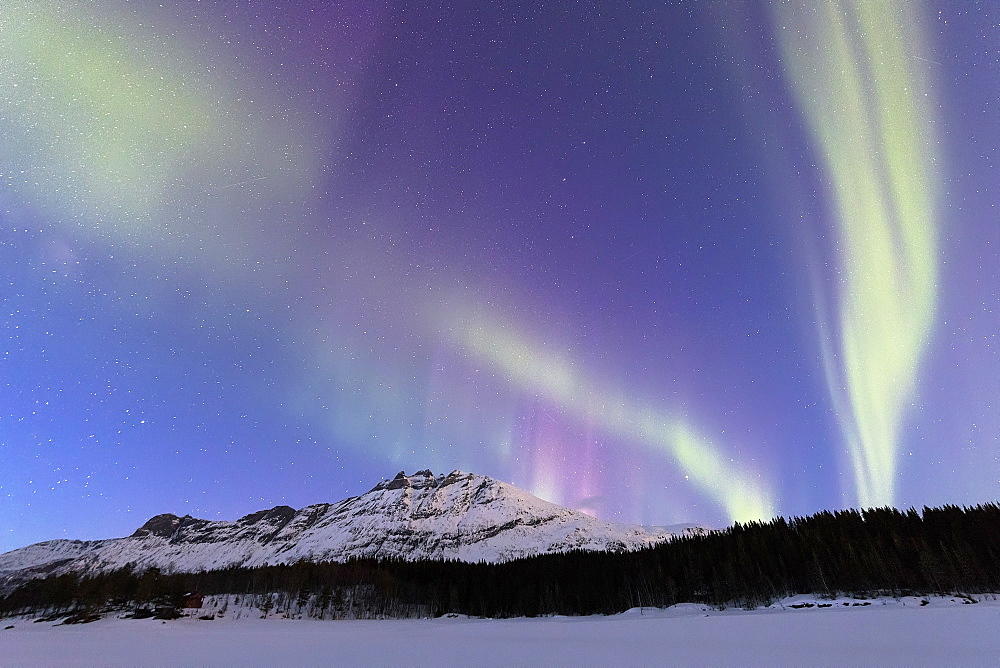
[375,469,467,492]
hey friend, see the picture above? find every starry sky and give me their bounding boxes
[1,0,997,553]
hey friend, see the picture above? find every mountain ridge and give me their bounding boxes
[0,470,695,587]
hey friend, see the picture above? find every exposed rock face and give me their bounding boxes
[0,470,684,587]
[131,514,184,539]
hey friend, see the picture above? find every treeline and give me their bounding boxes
[3,503,1000,618]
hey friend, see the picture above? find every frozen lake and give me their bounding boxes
[3,596,998,666]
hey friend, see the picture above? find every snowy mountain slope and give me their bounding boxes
[0,470,686,584]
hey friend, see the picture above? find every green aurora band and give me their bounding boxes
[0,0,323,254]
[451,309,775,523]
[774,0,939,507]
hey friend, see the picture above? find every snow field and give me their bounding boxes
[3,595,998,667]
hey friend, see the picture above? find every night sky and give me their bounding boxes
[1,1,997,553]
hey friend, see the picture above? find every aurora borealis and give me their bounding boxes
[1,1,997,552]
[775,0,940,509]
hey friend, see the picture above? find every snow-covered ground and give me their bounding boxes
[3,595,998,667]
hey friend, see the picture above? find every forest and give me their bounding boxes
[3,503,999,619]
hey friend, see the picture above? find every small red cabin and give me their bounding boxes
[183,592,204,609]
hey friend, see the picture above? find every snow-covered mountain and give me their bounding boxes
[0,470,688,585]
